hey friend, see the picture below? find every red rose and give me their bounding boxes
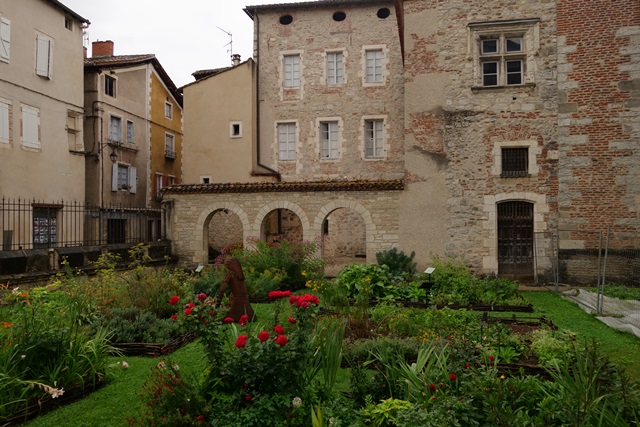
[449,373,457,381]
[239,315,249,326]
[245,395,252,402]
[238,335,248,340]
[429,383,436,391]
[300,301,309,308]
[223,317,234,324]
[170,314,178,320]
[268,290,282,299]
[197,293,207,301]
[289,295,299,304]
[283,290,292,297]
[273,324,285,335]
[258,331,270,342]
[169,295,180,306]
[288,317,296,324]
[465,363,471,369]
[184,307,192,316]
[489,355,495,362]
[275,335,288,346]
[235,337,247,348]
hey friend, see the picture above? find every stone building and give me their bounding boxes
[166,0,639,280]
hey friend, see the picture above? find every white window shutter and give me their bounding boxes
[0,18,10,62]
[129,166,137,193]
[21,106,39,148]
[36,35,51,78]
[111,163,118,192]
[0,102,9,143]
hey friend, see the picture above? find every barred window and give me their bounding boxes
[501,147,528,177]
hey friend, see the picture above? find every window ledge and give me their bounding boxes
[500,173,531,178]
[471,83,536,93]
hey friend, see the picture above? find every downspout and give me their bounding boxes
[254,12,281,182]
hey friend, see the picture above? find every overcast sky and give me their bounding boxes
[61,0,298,88]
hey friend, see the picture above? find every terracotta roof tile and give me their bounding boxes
[161,179,404,196]
[84,54,156,67]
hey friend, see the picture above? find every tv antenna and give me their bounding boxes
[217,26,233,60]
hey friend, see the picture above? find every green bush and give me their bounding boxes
[91,307,185,344]
[376,248,417,278]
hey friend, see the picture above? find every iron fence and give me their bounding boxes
[1,197,164,251]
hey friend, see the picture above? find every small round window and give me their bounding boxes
[333,11,346,22]
[377,8,391,19]
[279,14,293,25]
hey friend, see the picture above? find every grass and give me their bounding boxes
[21,294,640,425]
[524,290,640,381]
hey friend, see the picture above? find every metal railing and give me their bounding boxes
[1,197,164,251]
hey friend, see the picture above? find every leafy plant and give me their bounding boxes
[376,248,417,278]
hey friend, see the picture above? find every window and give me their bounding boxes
[35,34,52,78]
[105,75,116,97]
[364,119,384,158]
[165,133,175,158]
[320,121,339,159]
[112,163,136,192]
[64,17,72,31]
[66,110,81,150]
[0,101,9,144]
[164,102,172,119]
[480,36,523,86]
[155,174,163,198]
[501,147,529,177]
[21,105,40,148]
[469,19,539,88]
[201,177,211,184]
[283,54,300,88]
[0,17,10,63]
[230,121,242,138]
[326,52,343,85]
[126,120,134,143]
[33,207,58,248]
[109,115,122,144]
[365,49,383,83]
[168,176,176,186]
[277,123,296,160]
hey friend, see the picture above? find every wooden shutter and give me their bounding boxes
[0,18,10,62]
[0,102,9,144]
[21,106,39,148]
[111,163,118,192]
[36,35,51,78]
[129,166,137,193]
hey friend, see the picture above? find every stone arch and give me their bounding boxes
[253,200,311,242]
[315,200,377,273]
[482,192,549,275]
[195,203,251,265]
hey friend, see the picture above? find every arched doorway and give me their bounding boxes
[497,201,534,277]
[322,207,366,276]
[261,208,303,244]
[205,209,243,263]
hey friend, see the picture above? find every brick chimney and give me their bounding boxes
[92,40,114,57]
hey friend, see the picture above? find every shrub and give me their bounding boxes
[91,307,185,344]
[376,248,417,278]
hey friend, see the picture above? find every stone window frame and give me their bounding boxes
[468,18,540,89]
[361,115,387,160]
[282,52,302,88]
[490,139,540,177]
[276,120,298,161]
[315,117,343,161]
[361,45,387,87]
[324,50,346,85]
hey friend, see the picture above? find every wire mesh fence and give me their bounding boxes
[1,197,165,251]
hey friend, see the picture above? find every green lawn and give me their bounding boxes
[524,290,640,381]
[23,293,640,426]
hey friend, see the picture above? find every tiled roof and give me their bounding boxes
[191,67,232,81]
[161,179,404,196]
[49,0,90,24]
[84,54,156,67]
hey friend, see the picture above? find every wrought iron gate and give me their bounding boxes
[497,201,534,276]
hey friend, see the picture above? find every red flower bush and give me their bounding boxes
[223,317,234,324]
[268,290,293,299]
[239,315,249,326]
[169,295,180,306]
[288,317,296,324]
[275,335,288,346]
[289,293,320,308]
[197,293,207,302]
[273,324,285,335]
[235,335,248,348]
[258,331,270,342]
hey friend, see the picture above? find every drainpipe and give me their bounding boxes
[254,12,281,182]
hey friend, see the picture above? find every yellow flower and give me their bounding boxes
[301,271,307,277]
[500,375,506,380]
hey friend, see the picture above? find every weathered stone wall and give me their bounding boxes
[255,2,405,182]
[164,187,401,268]
[556,0,640,248]
[401,0,558,274]
[323,208,366,258]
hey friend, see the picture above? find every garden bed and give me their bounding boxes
[111,331,197,357]
[2,380,106,427]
